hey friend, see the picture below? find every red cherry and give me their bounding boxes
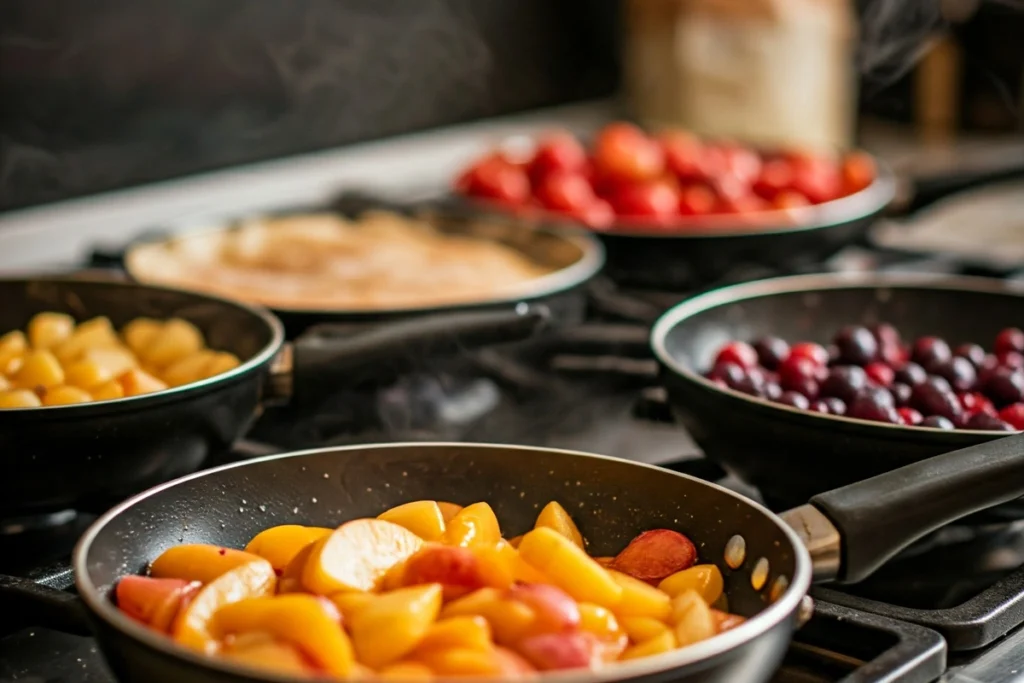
[995,327,1024,355]
[897,407,923,426]
[678,186,717,216]
[864,362,895,387]
[593,123,665,183]
[529,133,587,182]
[459,154,531,205]
[660,132,708,183]
[752,159,796,200]
[610,181,679,220]
[999,403,1024,430]
[959,392,996,417]
[788,342,830,367]
[535,171,597,213]
[997,350,1024,370]
[772,191,811,211]
[573,199,615,229]
[715,342,759,370]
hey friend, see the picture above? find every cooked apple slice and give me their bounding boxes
[301,519,424,594]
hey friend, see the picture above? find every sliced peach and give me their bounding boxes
[84,346,138,377]
[620,616,670,643]
[301,519,423,594]
[508,535,523,549]
[150,544,264,584]
[27,312,75,350]
[349,584,443,668]
[621,630,677,660]
[611,529,697,583]
[402,544,496,600]
[671,590,716,647]
[413,616,492,653]
[378,661,436,680]
[116,576,192,626]
[327,591,376,622]
[517,527,622,608]
[494,647,538,677]
[244,525,332,573]
[279,541,316,593]
[493,541,550,584]
[41,385,92,405]
[223,637,317,676]
[91,379,125,401]
[416,648,507,677]
[437,502,463,523]
[53,317,120,363]
[515,631,604,671]
[658,564,724,605]
[593,556,616,568]
[607,569,672,621]
[117,368,167,397]
[441,588,537,645]
[711,609,746,634]
[442,502,501,548]
[13,350,64,389]
[172,558,277,652]
[577,603,622,641]
[506,583,581,634]
[211,594,353,677]
[379,501,447,541]
[534,502,585,549]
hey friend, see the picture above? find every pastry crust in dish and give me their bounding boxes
[126,212,556,310]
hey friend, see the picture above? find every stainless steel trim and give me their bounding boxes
[780,504,842,583]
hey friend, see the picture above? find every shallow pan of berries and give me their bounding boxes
[650,273,1024,515]
[450,124,896,288]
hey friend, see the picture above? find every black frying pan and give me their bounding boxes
[650,272,1024,515]
[0,278,550,518]
[5,436,1024,683]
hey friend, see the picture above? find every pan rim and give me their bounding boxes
[650,272,1024,437]
[0,276,285,416]
[74,441,812,683]
[458,159,897,240]
[123,213,607,316]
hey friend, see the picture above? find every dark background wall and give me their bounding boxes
[0,0,620,213]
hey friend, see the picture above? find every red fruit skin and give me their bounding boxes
[752,159,796,200]
[461,155,531,206]
[773,190,811,211]
[841,152,876,195]
[535,171,597,214]
[779,356,826,391]
[610,182,679,220]
[678,186,717,216]
[593,123,665,183]
[715,342,759,369]
[573,199,616,229]
[994,327,1024,356]
[516,632,604,671]
[610,529,698,582]
[999,403,1024,430]
[788,342,830,367]
[865,362,895,387]
[402,545,488,600]
[506,583,581,634]
[897,407,923,426]
[998,350,1024,370]
[529,133,588,183]
[960,392,997,417]
[660,131,707,184]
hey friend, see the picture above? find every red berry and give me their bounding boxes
[535,171,597,213]
[610,181,679,220]
[999,403,1024,430]
[593,123,665,183]
[529,133,587,182]
[997,350,1024,370]
[897,407,923,426]
[753,159,796,200]
[677,186,717,216]
[574,199,615,229]
[864,362,895,387]
[994,327,1024,356]
[788,342,830,367]
[959,392,996,417]
[715,342,759,370]
[772,191,811,211]
[459,154,531,205]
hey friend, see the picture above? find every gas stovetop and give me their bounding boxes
[3,246,1024,683]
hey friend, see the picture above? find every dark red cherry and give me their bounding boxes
[931,357,978,392]
[897,407,923,425]
[871,323,903,365]
[920,415,955,430]
[954,343,986,369]
[997,350,1024,370]
[764,382,783,401]
[999,403,1024,430]
[965,412,1015,432]
[753,336,790,371]
[864,362,895,387]
[833,326,879,366]
[994,327,1024,356]
[822,397,847,415]
[958,392,996,417]
[820,365,869,404]
[809,400,830,414]
[708,361,745,387]
[911,376,962,422]
[894,362,928,387]
[890,382,912,407]
[775,391,810,410]
[911,337,952,373]
[715,341,758,369]
[788,342,830,367]
[982,367,1024,406]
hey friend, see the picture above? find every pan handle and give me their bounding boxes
[277,304,551,406]
[0,575,92,636]
[783,432,1024,584]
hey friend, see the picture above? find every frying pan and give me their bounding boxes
[650,272,1024,515]
[445,153,897,291]
[0,278,550,518]
[4,436,1024,683]
[120,195,606,337]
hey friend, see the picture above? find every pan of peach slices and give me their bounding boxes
[16,438,1021,683]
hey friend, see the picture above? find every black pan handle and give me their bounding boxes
[0,574,92,636]
[793,432,1024,584]
[281,304,551,406]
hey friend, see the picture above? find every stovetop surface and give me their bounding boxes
[3,243,1024,683]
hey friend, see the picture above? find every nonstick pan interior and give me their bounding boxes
[651,273,1024,512]
[75,444,809,683]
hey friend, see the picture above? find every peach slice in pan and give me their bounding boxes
[243,526,332,574]
[517,527,622,608]
[533,501,585,549]
[606,569,672,621]
[436,502,464,524]
[378,501,447,541]
[348,584,444,668]
[149,545,264,585]
[442,502,502,548]
[172,558,277,652]
[301,519,424,594]
[222,635,318,676]
[211,594,354,677]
